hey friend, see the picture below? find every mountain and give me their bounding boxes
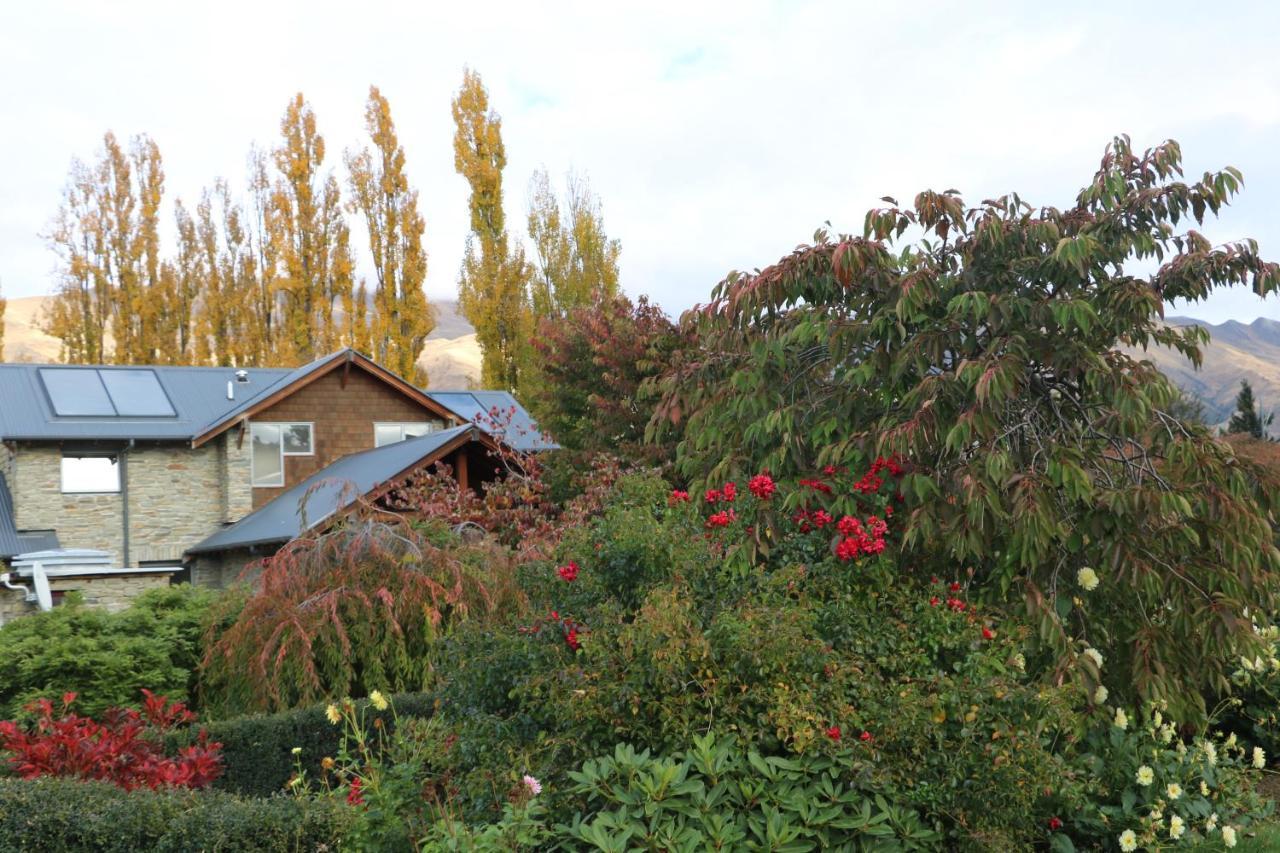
[1,296,482,389]
[1127,317,1280,428]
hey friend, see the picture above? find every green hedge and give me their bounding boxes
[176,692,438,797]
[0,777,350,852]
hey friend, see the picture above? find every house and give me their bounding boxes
[0,349,549,622]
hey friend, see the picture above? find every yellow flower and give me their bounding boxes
[1201,780,1210,796]
[1114,708,1129,730]
[321,757,335,770]
[1206,812,1218,832]
[291,746,302,756]
[1166,782,1182,800]
[370,690,389,712]
[1094,685,1108,704]
[1253,746,1266,769]
[1169,814,1185,839]
[1136,765,1154,786]
[1223,825,1238,847]
[325,704,341,725]
[1077,567,1100,591]
[1083,647,1104,669]
[1118,829,1138,852]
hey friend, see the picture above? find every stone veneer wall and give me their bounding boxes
[0,571,171,624]
[190,550,256,589]
[9,435,248,568]
[12,445,126,565]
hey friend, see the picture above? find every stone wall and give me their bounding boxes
[12,445,126,564]
[0,570,172,625]
[128,442,223,564]
[9,440,242,568]
[190,550,256,589]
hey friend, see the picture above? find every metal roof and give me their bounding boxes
[426,390,557,452]
[186,425,482,555]
[0,362,293,442]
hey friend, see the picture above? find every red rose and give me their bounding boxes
[826,725,841,741]
[557,561,580,582]
[670,490,689,504]
[1048,817,1063,831]
[981,626,995,640]
[859,730,872,742]
[949,581,961,592]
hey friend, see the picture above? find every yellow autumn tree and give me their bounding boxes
[452,69,532,391]
[346,85,434,382]
[269,94,354,364]
[527,168,621,318]
[44,132,179,364]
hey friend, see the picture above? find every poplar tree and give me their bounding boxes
[346,86,435,382]
[44,132,175,364]
[527,168,621,318]
[270,93,354,363]
[451,69,531,391]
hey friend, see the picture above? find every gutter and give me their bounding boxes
[121,440,133,567]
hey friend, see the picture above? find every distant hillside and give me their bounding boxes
[1126,316,1280,429]
[2,295,481,389]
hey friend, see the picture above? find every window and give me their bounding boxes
[249,423,312,487]
[374,422,439,447]
[61,454,120,493]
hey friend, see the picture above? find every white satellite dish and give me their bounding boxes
[30,562,52,612]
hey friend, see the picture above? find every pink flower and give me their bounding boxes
[522,774,542,796]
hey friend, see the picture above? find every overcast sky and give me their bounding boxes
[2,0,1278,323]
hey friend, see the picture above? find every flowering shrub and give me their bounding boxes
[1060,704,1273,849]
[0,690,222,790]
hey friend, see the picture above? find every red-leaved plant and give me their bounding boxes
[0,690,222,790]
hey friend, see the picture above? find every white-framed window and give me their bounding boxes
[374,422,439,448]
[61,454,121,494]
[250,422,313,487]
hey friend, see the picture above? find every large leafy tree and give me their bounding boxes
[652,137,1280,720]
[530,295,679,464]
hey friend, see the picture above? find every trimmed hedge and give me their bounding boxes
[175,692,438,797]
[0,777,350,852]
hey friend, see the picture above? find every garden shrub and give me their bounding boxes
[169,691,438,797]
[198,517,517,716]
[0,776,351,852]
[0,584,217,718]
[0,691,221,790]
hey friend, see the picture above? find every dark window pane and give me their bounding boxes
[39,369,116,416]
[99,370,176,417]
[282,424,312,454]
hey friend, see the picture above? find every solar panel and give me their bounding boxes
[39,369,116,416]
[99,370,176,417]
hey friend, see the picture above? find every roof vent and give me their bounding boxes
[235,370,250,383]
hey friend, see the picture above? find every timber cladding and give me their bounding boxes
[248,368,447,508]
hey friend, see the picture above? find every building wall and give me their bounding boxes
[0,571,172,624]
[191,549,258,589]
[248,368,448,508]
[9,438,244,567]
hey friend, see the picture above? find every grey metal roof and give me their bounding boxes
[187,425,480,555]
[0,362,293,442]
[189,350,354,439]
[425,390,557,452]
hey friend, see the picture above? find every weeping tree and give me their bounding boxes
[651,137,1280,722]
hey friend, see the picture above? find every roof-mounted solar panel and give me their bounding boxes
[100,369,176,416]
[39,368,176,418]
[38,369,117,416]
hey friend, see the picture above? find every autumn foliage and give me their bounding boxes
[0,690,222,790]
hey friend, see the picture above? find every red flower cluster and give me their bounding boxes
[860,730,873,743]
[557,561,580,582]
[669,489,689,504]
[706,509,737,529]
[981,626,995,640]
[798,478,833,494]
[792,508,834,532]
[748,474,777,499]
[833,515,888,561]
[0,691,222,790]
[947,597,965,612]
[826,725,841,741]
[854,456,904,494]
[1048,817,1063,831]
[722,482,737,502]
[347,776,365,806]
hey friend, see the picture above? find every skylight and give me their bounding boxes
[39,368,176,418]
